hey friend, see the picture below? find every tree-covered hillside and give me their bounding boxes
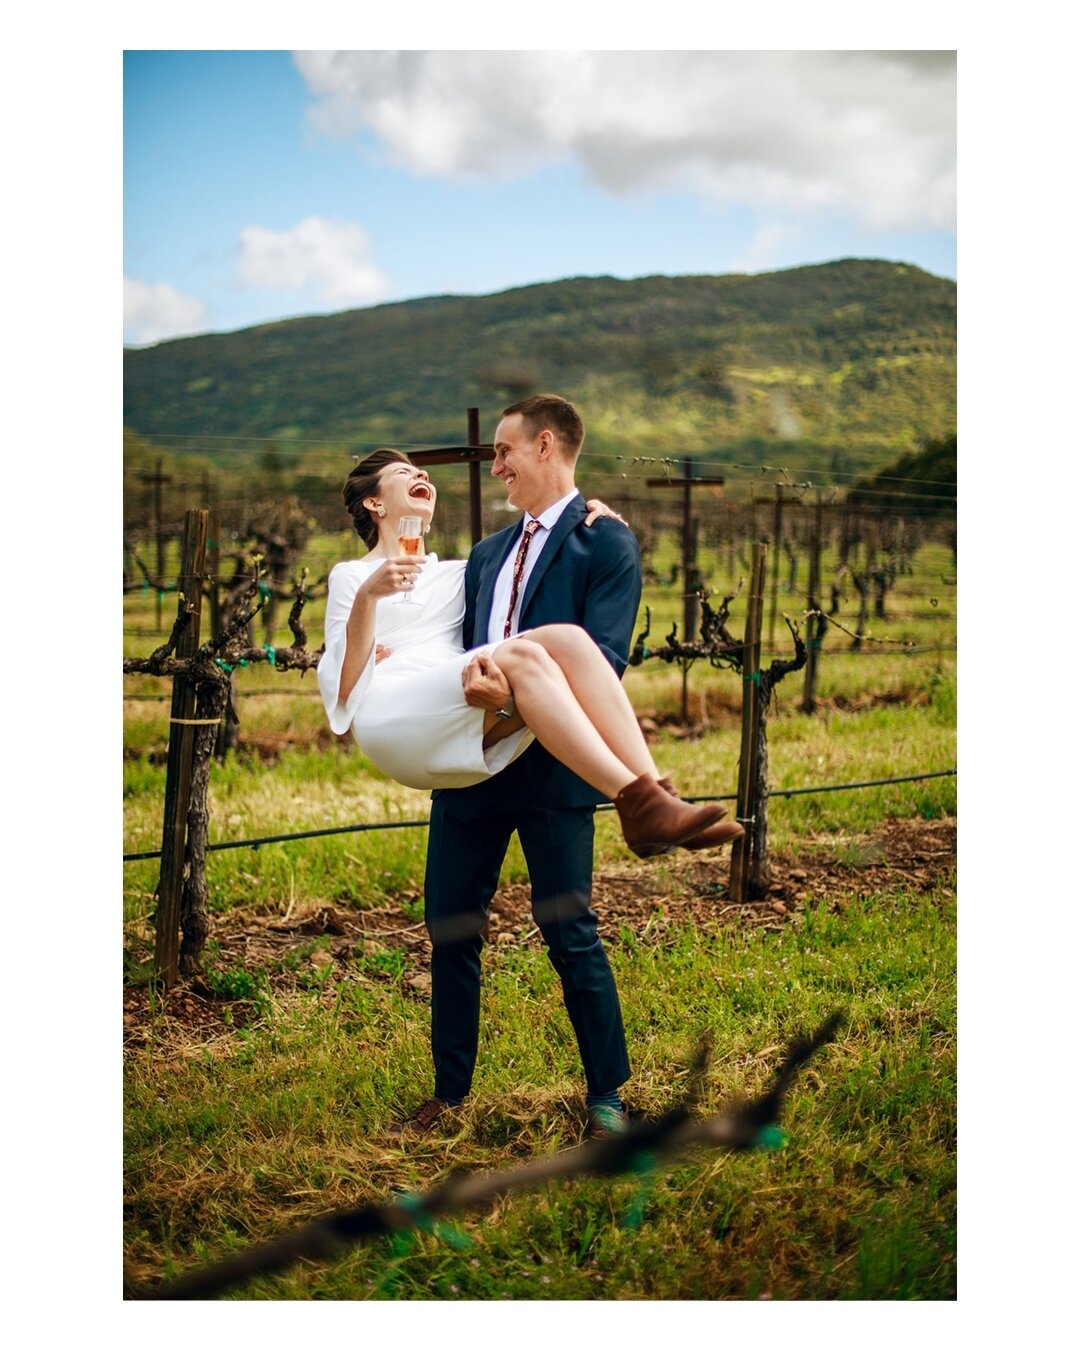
[847,433,956,521]
[124,259,955,480]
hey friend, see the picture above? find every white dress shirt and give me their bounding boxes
[486,490,579,645]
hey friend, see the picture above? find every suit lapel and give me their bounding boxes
[520,495,585,620]
[474,522,524,642]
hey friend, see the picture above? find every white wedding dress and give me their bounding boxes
[317,554,534,789]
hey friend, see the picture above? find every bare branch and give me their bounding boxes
[124,549,177,596]
[629,590,745,672]
[124,561,324,680]
[804,608,917,648]
[135,594,196,673]
[131,1016,842,1301]
[761,614,808,699]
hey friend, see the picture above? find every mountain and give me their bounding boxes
[123,259,955,480]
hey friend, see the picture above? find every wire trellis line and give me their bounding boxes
[123,817,432,862]
[122,641,959,693]
[123,689,326,701]
[129,431,957,489]
[122,770,956,863]
[728,768,955,802]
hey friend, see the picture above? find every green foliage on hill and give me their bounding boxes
[124,259,955,479]
[847,433,956,520]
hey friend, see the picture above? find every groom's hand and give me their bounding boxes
[462,653,512,710]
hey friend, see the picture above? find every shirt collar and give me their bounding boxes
[527,489,579,532]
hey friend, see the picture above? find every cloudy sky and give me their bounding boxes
[124,49,956,346]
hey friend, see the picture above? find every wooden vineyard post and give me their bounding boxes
[801,491,826,713]
[207,506,222,639]
[645,461,726,723]
[138,458,172,631]
[729,542,766,904]
[154,459,167,632]
[681,458,701,677]
[767,483,784,653]
[467,407,483,545]
[868,514,889,619]
[206,505,229,760]
[153,508,209,988]
[408,407,494,549]
[726,504,736,580]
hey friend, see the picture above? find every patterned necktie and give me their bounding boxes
[503,519,542,638]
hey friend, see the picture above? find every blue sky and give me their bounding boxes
[124,50,956,345]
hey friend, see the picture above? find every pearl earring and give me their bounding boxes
[376,505,386,518]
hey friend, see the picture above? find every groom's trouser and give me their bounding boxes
[424,792,631,1103]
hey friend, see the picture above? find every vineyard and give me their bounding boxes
[123,436,956,1300]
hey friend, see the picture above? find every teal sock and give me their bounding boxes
[585,1088,624,1112]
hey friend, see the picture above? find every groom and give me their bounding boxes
[389,394,642,1141]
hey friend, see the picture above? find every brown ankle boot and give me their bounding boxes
[679,818,744,851]
[655,778,743,850]
[656,778,728,816]
[614,774,727,858]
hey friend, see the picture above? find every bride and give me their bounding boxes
[318,448,742,858]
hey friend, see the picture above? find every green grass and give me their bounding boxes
[124,885,955,1299]
[123,689,954,923]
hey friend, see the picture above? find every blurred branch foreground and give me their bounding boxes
[132,1013,842,1301]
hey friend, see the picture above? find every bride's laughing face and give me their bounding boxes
[375,461,437,527]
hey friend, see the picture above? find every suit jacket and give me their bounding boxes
[432,494,643,817]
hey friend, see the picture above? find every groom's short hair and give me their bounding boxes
[503,394,585,460]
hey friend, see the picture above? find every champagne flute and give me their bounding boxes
[396,516,423,602]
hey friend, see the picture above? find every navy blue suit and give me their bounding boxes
[424,495,643,1101]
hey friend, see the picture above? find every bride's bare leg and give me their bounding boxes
[499,625,658,780]
[486,641,638,798]
[481,636,728,856]
[481,707,526,748]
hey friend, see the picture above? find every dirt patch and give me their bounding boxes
[125,687,935,763]
[826,690,931,712]
[124,816,954,1055]
[124,725,347,766]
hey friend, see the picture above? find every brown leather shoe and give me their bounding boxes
[656,779,742,851]
[614,774,727,858]
[386,1097,458,1141]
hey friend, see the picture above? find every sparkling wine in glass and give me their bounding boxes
[397,516,423,601]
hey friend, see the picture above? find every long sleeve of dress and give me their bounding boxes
[317,561,377,735]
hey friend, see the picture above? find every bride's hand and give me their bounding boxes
[360,557,421,598]
[584,498,628,527]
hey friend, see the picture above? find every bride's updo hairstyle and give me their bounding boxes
[343,448,413,549]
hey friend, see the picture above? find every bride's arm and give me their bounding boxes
[337,588,378,706]
[337,556,421,703]
[318,558,420,733]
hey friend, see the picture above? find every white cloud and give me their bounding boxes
[732,221,805,273]
[293,50,955,233]
[236,216,391,305]
[124,277,208,345]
